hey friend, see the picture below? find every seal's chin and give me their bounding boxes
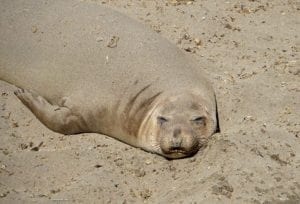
[161,147,198,159]
[163,151,190,159]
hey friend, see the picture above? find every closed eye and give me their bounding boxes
[191,116,206,125]
[157,116,168,125]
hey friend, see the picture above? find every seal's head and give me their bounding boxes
[140,92,217,159]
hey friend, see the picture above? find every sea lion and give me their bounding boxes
[0,0,219,159]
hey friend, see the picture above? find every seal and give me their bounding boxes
[0,0,219,159]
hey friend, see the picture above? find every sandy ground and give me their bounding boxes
[1,0,300,203]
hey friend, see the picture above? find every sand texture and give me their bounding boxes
[0,0,299,203]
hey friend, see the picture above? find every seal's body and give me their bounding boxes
[0,0,218,158]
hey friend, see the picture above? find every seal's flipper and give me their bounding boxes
[14,88,86,134]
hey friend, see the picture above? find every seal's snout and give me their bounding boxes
[173,128,181,138]
[159,124,200,158]
[171,128,183,148]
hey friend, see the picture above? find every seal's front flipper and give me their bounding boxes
[14,88,86,134]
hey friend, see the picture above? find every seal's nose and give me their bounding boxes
[173,128,181,138]
[172,128,183,148]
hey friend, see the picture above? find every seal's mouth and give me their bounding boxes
[162,146,186,154]
[169,149,185,153]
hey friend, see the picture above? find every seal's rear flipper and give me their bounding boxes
[14,88,86,135]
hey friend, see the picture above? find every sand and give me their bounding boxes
[0,0,299,203]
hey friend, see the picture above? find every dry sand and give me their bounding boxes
[0,0,299,203]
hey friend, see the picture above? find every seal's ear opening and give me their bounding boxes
[215,96,221,133]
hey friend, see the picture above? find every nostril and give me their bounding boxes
[173,141,181,148]
[171,136,182,148]
[173,128,181,138]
